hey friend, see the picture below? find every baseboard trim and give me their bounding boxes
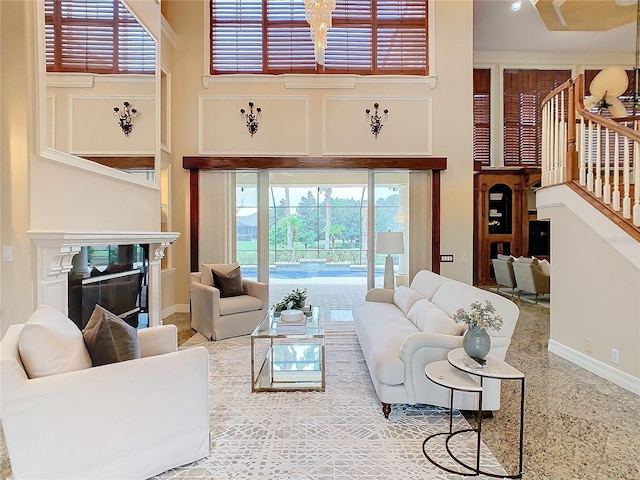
[161,304,190,319]
[548,340,640,395]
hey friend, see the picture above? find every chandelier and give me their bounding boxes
[303,0,336,65]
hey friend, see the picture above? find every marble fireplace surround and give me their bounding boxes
[29,231,180,327]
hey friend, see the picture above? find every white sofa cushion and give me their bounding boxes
[219,295,263,316]
[407,299,463,335]
[18,305,92,379]
[393,286,424,316]
[409,270,450,299]
[352,301,413,385]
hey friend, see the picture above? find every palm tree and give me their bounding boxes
[321,187,332,249]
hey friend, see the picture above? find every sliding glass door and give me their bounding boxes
[235,170,409,313]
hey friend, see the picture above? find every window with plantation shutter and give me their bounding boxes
[503,69,571,166]
[210,0,428,75]
[45,0,155,74]
[473,69,491,167]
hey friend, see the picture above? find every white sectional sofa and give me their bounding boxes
[353,270,519,418]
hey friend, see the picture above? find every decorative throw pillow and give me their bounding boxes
[539,259,551,276]
[393,286,424,316]
[18,305,92,379]
[407,299,465,336]
[200,262,239,287]
[82,305,141,367]
[212,266,245,298]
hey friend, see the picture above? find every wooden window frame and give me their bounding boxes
[45,0,155,75]
[209,0,429,75]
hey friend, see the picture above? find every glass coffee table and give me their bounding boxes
[250,306,325,392]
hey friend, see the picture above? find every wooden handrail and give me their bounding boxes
[573,73,640,143]
[542,77,575,105]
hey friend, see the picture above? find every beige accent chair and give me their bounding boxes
[513,257,550,303]
[491,254,517,294]
[190,263,269,340]
[0,318,209,480]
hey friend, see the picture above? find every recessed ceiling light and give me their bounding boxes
[511,1,522,11]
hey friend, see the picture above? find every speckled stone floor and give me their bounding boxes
[2,294,638,479]
[166,297,640,480]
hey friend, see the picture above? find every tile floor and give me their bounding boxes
[167,285,640,479]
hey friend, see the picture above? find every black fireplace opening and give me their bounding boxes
[68,244,149,329]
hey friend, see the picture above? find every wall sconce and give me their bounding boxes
[365,103,389,139]
[113,101,137,137]
[240,102,262,137]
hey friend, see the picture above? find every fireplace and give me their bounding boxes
[29,231,179,327]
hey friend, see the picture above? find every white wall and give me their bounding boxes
[0,1,163,335]
[163,0,476,307]
[538,185,640,391]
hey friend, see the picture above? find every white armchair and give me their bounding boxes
[0,322,210,480]
[190,263,269,340]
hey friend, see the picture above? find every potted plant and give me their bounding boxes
[452,300,503,360]
[274,288,308,314]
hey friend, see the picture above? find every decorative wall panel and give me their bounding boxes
[199,96,309,155]
[68,95,155,155]
[323,97,432,156]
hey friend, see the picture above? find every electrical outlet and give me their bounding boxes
[611,349,620,365]
[440,254,454,262]
[585,339,593,353]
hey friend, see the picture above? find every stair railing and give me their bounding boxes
[541,73,640,228]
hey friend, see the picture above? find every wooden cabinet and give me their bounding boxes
[473,168,544,286]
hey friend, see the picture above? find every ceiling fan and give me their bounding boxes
[584,66,630,118]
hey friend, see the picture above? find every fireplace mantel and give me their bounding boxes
[28,230,180,327]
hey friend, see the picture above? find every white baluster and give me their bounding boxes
[594,123,602,197]
[603,128,611,205]
[623,136,631,218]
[613,132,621,211]
[553,95,560,185]
[586,120,594,191]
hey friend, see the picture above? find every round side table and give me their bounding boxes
[423,350,525,479]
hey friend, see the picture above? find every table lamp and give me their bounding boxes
[375,231,404,289]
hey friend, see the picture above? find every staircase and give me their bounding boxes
[541,74,640,238]
[538,74,640,395]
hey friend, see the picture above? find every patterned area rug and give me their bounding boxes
[152,322,506,479]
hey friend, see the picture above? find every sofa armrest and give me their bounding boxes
[400,332,464,363]
[364,288,395,303]
[190,281,222,340]
[243,279,269,306]
[138,324,178,357]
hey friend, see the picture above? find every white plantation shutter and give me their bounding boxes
[45,0,155,74]
[210,0,428,75]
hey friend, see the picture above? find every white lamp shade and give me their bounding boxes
[375,231,405,255]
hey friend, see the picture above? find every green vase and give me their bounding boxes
[463,326,491,360]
